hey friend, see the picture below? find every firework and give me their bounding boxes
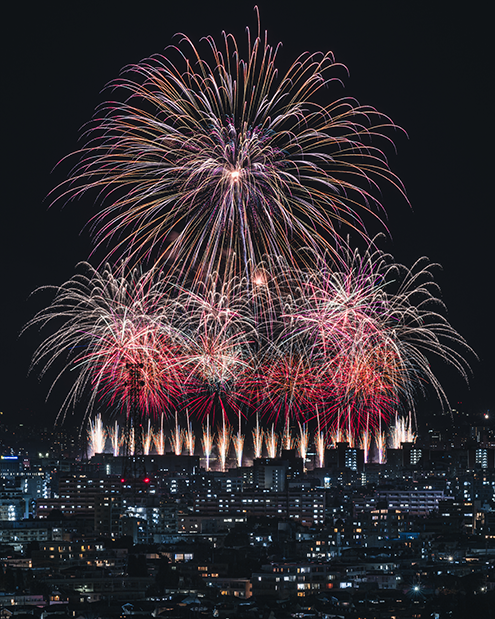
[216,418,232,472]
[266,425,278,459]
[142,419,153,455]
[109,420,122,457]
[297,422,309,463]
[233,410,245,468]
[56,13,404,281]
[315,409,326,468]
[202,415,214,471]
[359,415,372,464]
[27,262,183,428]
[169,410,183,456]
[153,414,166,455]
[184,410,195,456]
[281,416,294,451]
[389,411,415,449]
[252,412,263,459]
[250,345,321,427]
[31,10,476,464]
[315,430,326,469]
[281,246,473,434]
[29,246,472,444]
[128,426,135,456]
[177,272,256,422]
[88,413,106,457]
[375,414,386,464]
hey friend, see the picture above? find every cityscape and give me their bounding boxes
[1,408,494,618]
[3,3,493,619]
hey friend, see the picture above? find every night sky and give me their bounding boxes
[3,3,492,429]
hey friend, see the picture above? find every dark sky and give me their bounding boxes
[3,2,492,429]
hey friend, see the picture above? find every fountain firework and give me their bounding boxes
[266,425,278,459]
[282,417,293,451]
[217,418,232,472]
[315,430,326,469]
[88,414,106,457]
[109,421,121,457]
[360,415,372,464]
[185,410,195,456]
[233,411,245,468]
[315,410,326,468]
[154,414,166,455]
[297,423,309,464]
[252,413,263,460]
[376,416,386,464]
[170,410,183,456]
[389,411,416,449]
[202,415,214,471]
[142,420,153,455]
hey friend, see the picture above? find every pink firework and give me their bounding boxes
[176,274,255,423]
[28,263,184,427]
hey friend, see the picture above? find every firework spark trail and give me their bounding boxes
[298,422,309,464]
[265,425,278,459]
[153,414,166,455]
[376,415,386,464]
[88,413,106,457]
[129,427,135,456]
[56,13,405,280]
[315,409,326,468]
[185,410,195,456]
[389,410,416,448]
[233,410,244,468]
[202,415,214,471]
[109,420,121,457]
[252,412,263,459]
[170,410,183,456]
[281,416,293,451]
[143,419,153,455]
[360,412,372,463]
[217,418,232,472]
[315,430,326,469]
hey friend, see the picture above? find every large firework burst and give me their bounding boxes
[26,262,182,425]
[175,272,256,421]
[56,12,404,281]
[30,14,473,449]
[27,246,472,436]
[281,245,473,431]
